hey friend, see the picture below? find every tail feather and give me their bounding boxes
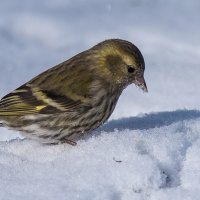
[0,117,6,127]
[0,121,4,127]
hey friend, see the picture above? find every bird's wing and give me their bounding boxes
[0,84,88,116]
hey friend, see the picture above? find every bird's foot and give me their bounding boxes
[62,139,77,146]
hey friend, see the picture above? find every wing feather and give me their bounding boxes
[0,84,84,116]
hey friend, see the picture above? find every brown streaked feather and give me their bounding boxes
[0,84,85,116]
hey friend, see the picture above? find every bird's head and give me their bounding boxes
[91,39,147,92]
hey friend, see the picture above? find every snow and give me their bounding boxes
[0,0,200,199]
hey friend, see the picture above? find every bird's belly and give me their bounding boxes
[52,97,118,141]
[10,94,119,143]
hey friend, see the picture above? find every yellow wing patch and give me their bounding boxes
[35,105,47,111]
[0,84,83,116]
[31,87,66,111]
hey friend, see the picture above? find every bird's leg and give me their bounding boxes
[49,139,77,146]
[58,128,77,146]
[62,139,77,146]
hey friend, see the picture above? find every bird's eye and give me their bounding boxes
[127,66,135,73]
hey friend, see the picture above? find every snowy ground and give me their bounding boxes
[0,0,200,199]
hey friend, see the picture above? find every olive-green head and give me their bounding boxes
[91,39,147,92]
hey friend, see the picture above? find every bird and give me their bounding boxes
[0,39,147,145]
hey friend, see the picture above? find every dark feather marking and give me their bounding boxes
[34,73,55,86]
[43,90,80,108]
[0,100,22,108]
[39,134,52,139]
[52,133,63,139]
[94,95,105,108]
[61,130,82,139]
[1,84,44,107]
[108,101,114,113]
[39,105,62,114]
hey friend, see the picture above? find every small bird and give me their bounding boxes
[0,39,147,145]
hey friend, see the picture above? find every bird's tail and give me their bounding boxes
[0,115,6,127]
[0,119,5,127]
[0,120,8,127]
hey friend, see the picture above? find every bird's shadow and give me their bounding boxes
[97,109,200,133]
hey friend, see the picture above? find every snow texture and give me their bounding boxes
[1,0,200,199]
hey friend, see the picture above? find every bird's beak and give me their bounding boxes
[133,76,148,92]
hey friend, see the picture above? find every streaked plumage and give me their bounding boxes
[0,39,147,145]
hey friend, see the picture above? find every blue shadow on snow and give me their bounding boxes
[99,109,200,132]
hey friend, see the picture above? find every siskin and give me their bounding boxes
[0,39,147,145]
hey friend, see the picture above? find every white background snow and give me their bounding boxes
[0,0,200,199]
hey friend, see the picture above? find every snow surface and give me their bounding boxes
[1,0,200,199]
